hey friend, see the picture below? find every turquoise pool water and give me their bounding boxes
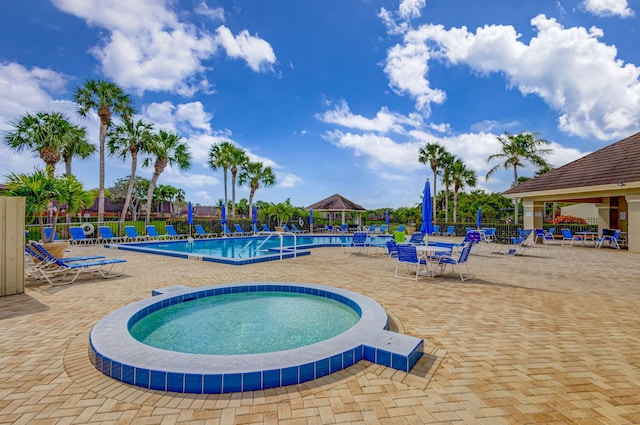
[129,291,360,355]
[111,234,392,265]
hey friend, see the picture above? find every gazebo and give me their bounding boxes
[306,194,367,228]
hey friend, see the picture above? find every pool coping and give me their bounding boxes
[89,282,424,393]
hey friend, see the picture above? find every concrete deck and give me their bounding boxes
[1,239,639,424]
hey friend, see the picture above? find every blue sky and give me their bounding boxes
[1,0,640,209]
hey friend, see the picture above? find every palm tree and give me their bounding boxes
[450,158,477,223]
[4,112,85,176]
[228,146,248,217]
[486,131,551,223]
[107,118,154,234]
[440,151,455,222]
[142,130,191,225]
[60,123,94,177]
[208,141,235,211]
[74,79,134,226]
[418,142,449,222]
[56,175,94,232]
[238,161,276,221]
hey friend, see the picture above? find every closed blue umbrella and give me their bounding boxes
[476,207,482,228]
[420,178,434,234]
[187,202,193,225]
[221,204,226,225]
[309,208,313,233]
[253,205,258,224]
[385,209,389,225]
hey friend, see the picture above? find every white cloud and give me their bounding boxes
[194,2,225,22]
[385,14,640,140]
[278,173,303,188]
[398,0,426,19]
[581,0,634,17]
[323,130,422,168]
[214,26,276,72]
[51,0,275,95]
[317,100,422,134]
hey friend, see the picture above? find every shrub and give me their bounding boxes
[553,215,587,224]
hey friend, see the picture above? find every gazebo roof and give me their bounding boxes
[504,131,640,196]
[306,194,367,212]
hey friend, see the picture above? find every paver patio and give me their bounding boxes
[1,239,639,424]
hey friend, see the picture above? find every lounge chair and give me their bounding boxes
[437,241,474,281]
[337,224,348,233]
[367,224,377,233]
[407,232,426,246]
[596,229,621,249]
[534,228,555,244]
[396,225,405,233]
[394,244,430,280]
[504,229,533,255]
[234,224,250,236]
[25,244,127,286]
[384,239,399,271]
[261,224,273,232]
[283,224,292,233]
[290,223,308,233]
[145,225,163,240]
[29,242,105,263]
[99,226,124,243]
[124,226,148,242]
[165,224,187,240]
[194,224,217,238]
[221,224,234,237]
[561,229,582,246]
[251,224,261,234]
[442,225,456,237]
[69,227,98,245]
[347,232,369,255]
[44,227,62,241]
[378,225,388,234]
[432,225,441,236]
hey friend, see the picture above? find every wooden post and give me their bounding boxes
[1,197,25,296]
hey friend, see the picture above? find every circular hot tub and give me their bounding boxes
[90,282,393,393]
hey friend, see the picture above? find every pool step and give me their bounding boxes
[361,330,424,372]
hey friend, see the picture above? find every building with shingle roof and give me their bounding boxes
[502,131,640,253]
[306,194,367,226]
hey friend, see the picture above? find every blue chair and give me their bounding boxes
[437,241,474,281]
[221,224,234,237]
[99,226,124,243]
[165,224,187,239]
[337,224,348,233]
[145,225,163,240]
[25,244,127,286]
[44,227,61,241]
[396,225,405,233]
[394,244,430,280]
[534,228,555,244]
[283,224,292,233]
[194,224,216,238]
[261,224,273,232]
[505,229,533,255]
[407,232,426,246]
[368,224,377,233]
[431,225,441,236]
[596,229,621,249]
[561,229,582,246]
[347,232,369,255]
[251,224,260,234]
[378,225,388,234]
[384,239,399,271]
[30,242,105,263]
[124,226,148,242]
[290,223,308,233]
[234,224,250,236]
[442,225,455,236]
[69,227,98,245]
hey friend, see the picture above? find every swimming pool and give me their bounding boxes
[89,283,424,393]
[107,234,392,265]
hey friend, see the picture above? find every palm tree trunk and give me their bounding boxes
[444,187,450,222]
[145,169,162,225]
[223,169,229,209]
[231,168,238,218]
[513,166,519,224]
[432,170,437,222]
[453,190,458,223]
[120,152,137,235]
[98,121,108,227]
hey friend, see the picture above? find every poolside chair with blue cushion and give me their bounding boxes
[534,228,555,244]
[437,241,474,281]
[367,224,377,233]
[407,232,426,246]
[431,225,441,236]
[234,224,250,236]
[442,225,456,237]
[25,244,127,286]
[99,226,124,243]
[561,229,582,246]
[69,227,98,245]
[384,239,399,271]
[44,227,62,242]
[221,224,234,237]
[337,224,348,233]
[145,225,163,240]
[261,224,273,232]
[282,224,293,233]
[194,224,216,238]
[30,242,105,263]
[165,224,187,240]
[251,224,260,234]
[394,244,430,280]
[290,223,308,233]
[596,229,621,249]
[504,229,533,255]
[124,226,148,242]
[396,225,405,233]
[347,232,369,255]
[378,225,388,234]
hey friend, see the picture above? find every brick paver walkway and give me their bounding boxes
[1,239,639,424]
